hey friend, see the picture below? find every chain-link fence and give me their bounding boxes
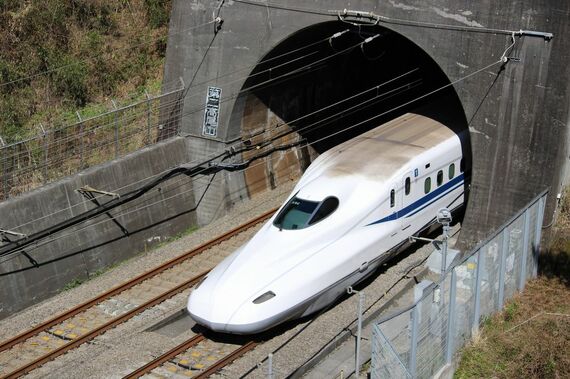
[371,190,547,379]
[0,79,184,200]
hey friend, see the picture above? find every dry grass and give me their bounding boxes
[455,276,570,379]
[455,192,570,379]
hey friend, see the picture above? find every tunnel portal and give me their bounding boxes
[233,20,470,198]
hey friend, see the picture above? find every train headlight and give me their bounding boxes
[253,291,276,304]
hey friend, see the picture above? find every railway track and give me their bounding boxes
[124,334,257,378]
[0,209,275,379]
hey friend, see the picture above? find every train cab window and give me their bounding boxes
[449,163,456,179]
[405,177,411,195]
[309,197,339,225]
[274,196,339,230]
[460,158,465,173]
[390,189,395,208]
[437,170,443,187]
[424,177,431,194]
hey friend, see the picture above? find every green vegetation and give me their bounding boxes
[455,191,570,379]
[0,0,171,143]
[62,277,85,291]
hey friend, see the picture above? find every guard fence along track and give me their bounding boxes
[124,335,258,378]
[0,209,276,378]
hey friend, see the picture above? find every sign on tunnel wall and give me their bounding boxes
[203,86,222,137]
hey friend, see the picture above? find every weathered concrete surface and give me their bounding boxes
[164,0,570,247]
[0,137,196,319]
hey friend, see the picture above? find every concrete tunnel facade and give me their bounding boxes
[163,0,570,249]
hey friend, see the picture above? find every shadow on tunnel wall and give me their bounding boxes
[232,19,471,216]
[239,20,468,148]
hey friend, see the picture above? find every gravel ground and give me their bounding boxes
[1,178,460,379]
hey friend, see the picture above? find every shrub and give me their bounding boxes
[144,0,170,28]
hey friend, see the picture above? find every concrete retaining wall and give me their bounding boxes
[0,137,197,319]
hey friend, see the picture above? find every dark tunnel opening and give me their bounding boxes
[234,20,471,201]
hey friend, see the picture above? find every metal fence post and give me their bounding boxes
[409,304,419,377]
[145,89,152,144]
[533,197,546,277]
[498,229,509,308]
[356,291,364,378]
[0,136,6,200]
[519,209,531,290]
[40,124,48,183]
[445,269,457,364]
[76,111,84,169]
[347,287,364,378]
[267,353,273,379]
[111,99,120,158]
[441,219,450,279]
[472,250,484,334]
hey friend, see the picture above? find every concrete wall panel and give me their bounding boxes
[0,138,196,319]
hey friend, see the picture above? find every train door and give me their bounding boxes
[401,172,414,231]
[389,182,400,237]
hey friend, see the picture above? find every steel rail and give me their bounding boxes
[123,334,206,379]
[124,338,258,379]
[0,208,276,354]
[2,271,209,379]
[0,208,276,378]
[195,341,258,378]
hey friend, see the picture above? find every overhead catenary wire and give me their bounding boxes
[0,53,418,230]
[0,70,415,251]
[0,51,509,268]
[0,27,348,154]
[233,0,553,38]
[0,29,517,263]
[2,33,504,244]
[0,41,488,239]
[2,26,384,161]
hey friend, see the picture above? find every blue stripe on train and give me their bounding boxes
[366,173,465,226]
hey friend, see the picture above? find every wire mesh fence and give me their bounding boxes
[371,191,547,379]
[0,79,184,201]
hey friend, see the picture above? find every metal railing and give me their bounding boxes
[371,190,547,379]
[0,79,184,200]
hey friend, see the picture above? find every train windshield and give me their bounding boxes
[274,196,339,230]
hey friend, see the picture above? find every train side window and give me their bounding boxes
[309,197,339,225]
[449,163,455,179]
[390,189,395,208]
[437,170,443,187]
[460,158,465,173]
[424,177,431,194]
[405,177,411,195]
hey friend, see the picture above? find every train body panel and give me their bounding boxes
[188,113,466,334]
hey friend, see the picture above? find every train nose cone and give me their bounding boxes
[188,286,280,334]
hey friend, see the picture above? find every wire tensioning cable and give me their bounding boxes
[0,33,515,263]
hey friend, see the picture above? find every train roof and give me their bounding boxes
[304,113,458,184]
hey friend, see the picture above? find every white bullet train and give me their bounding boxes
[188,113,466,334]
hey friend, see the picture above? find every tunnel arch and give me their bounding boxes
[230,20,471,198]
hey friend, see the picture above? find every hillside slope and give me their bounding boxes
[0,0,171,143]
